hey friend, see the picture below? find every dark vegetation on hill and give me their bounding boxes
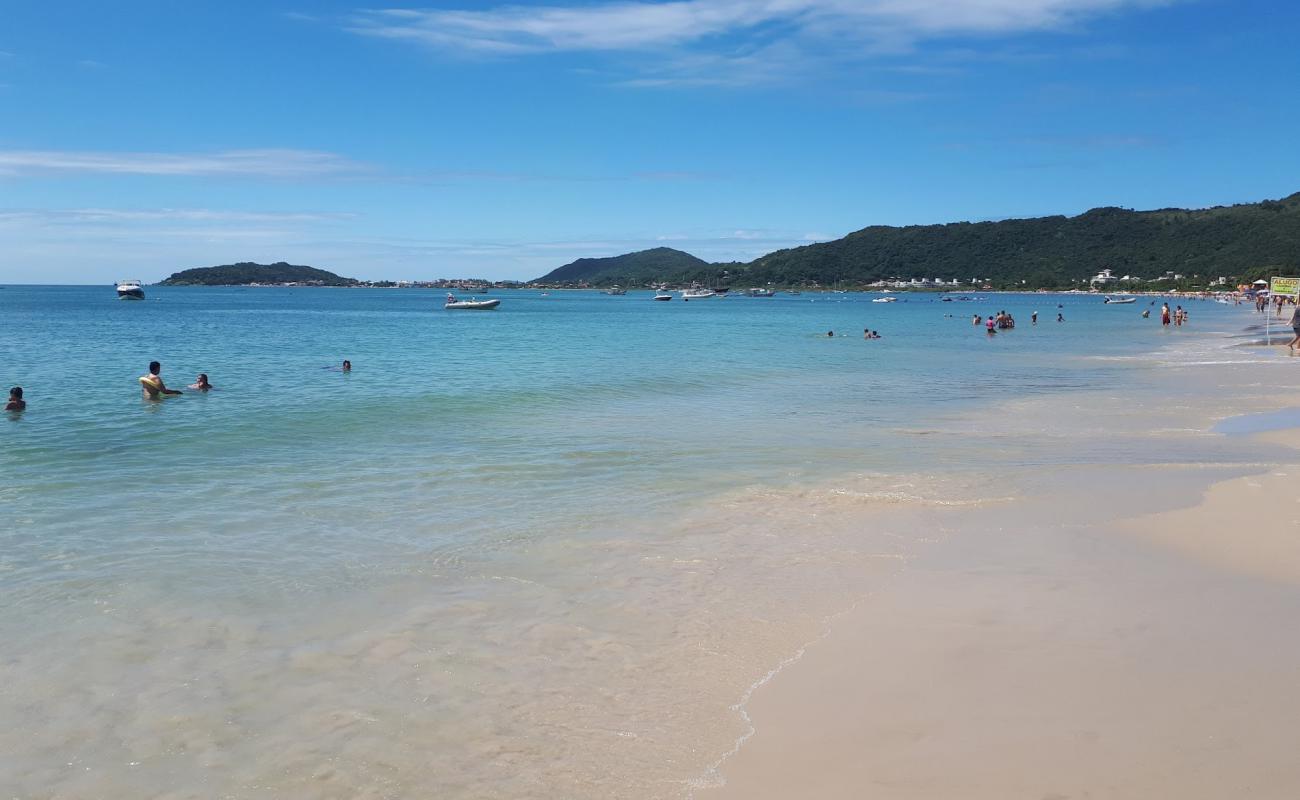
[533,193,1300,289]
[535,247,709,284]
[159,262,358,286]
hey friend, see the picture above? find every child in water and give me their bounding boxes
[5,386,25,412]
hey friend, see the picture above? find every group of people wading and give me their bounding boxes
[975,310,1017,333]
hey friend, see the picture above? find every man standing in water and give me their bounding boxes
[5,386,25,412]
[140,361,183,399]
[1161,302,1171,327]
[1031,311,1038,325]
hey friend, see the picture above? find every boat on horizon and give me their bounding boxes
[116,280,145,300]
[746,287,776,297]
[681,288,717,301]
[445,293,500,310]
[1104,296,1137,304]
[872,296,898,303]
[604,286,627,295]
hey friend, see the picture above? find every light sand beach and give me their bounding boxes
[702,428,1300,799]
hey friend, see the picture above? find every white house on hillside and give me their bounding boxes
[1090,268,1119,286]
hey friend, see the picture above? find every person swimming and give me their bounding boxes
[827,331,834,338]
[139,361,183,399]
[5,386,25,412]
[342,359,352,372]
[188,373,213,391]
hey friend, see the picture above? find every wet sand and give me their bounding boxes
[701,431,1300,799]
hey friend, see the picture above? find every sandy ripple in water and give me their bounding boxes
[0,471,998,799]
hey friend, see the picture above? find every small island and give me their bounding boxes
[158,262,359,287]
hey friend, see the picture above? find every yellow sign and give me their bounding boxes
[1271,276,1300,297]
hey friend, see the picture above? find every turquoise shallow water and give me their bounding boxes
[1,287,1220,601]
[0,285,1286,797]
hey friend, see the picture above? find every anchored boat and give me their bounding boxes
[116,280,145,300]
[445,293,500,310]
[681,288,717,301]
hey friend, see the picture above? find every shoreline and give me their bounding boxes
[4,289,1297,798]
[696,313,1300,798]
[699,448,1300,798]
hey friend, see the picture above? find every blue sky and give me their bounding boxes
[1,0,1296,283]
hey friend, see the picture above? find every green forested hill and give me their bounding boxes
[159,262,358,286]
[533,193,1300,288]
[534,247,709,284]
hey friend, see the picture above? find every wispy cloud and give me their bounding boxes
[0,149,370,179]
[0,208,357,225]
[0,148,722,186]
[1019,133,1171,149]
[349,0,1178,85]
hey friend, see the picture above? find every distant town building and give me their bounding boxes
[1090,268,1119,286]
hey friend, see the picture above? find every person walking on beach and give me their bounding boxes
[5,386,25,412]
[1288,308,1300,351]
[140,361,182,399]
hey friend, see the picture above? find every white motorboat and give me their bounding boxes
[1103,296,1137,304]
[653,291,673,301]
[444,293,500,310]
[604,286,627,295]
[681,288,716,301]
[746,287,776,297]
[872,296,898,303]
[116,280,145,300]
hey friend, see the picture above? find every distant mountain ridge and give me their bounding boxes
[159,262,358,286]
[534,247,709,284]
[532,192,1300,288]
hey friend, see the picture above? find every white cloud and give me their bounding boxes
[0,208,356,224]
[0,149,369,179]
[350,0,1174,57]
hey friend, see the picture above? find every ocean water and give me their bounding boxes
[0,286,1292,798]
